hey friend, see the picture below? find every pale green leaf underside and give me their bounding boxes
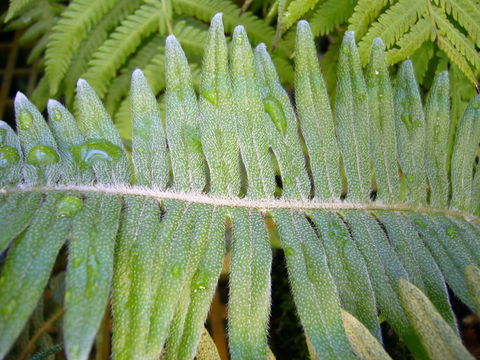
[1,14,480,360]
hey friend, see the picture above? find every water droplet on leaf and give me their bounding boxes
[414,218,427,229]
[401,113,413,130]
[446,227,457,238]
[264,97,287,135]
[18,109,33,130]
[0,146,20,169]
[184,125,202,151]
[26,145,59,166]
[70,140,123,168]
[171,264,182,277]
[201,89,217,105]
[472,101,480,110]
[55,195,82,217]
[52,108,63,121]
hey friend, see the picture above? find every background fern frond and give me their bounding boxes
[434,0,480,46]
[83,2,164,97]
[45,0,118,95]
[357,0,428,64]
[309,0,356,36]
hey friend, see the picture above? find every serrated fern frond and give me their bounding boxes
[45,0,118,95]
[82,2,164,97]
[308,0,356,36]
[1,14,480,360]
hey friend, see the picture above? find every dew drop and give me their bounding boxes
[413,218,427,229]
[171,264,182,277]
[55,195,83,217]
[264,96,287,135]
[446,227,457,238]
[401,113,413,130]
[52,108,63,121]
[0,146,20,169]
[18,109,33,130]
[472,101,480,110]
[184,125,202,151]
[374,70,380,75]
[26,145,59,166]
[192,270,210,292]
[201,89,217,105]
[284,247,295,256]
[404,174,414,183]
[413,120,422,128]
[70,140,123,168]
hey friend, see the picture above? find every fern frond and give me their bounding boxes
[105,35,165,114]
[82,2,164,97]
[348,0,388,40]
[45,0,118,95]
[386,17,433,65]
[277,0,321,34]
[357,0,428,64]
[436,35,477,85]
[431,7,480,72]
[173,0,293,57]
[309,0,356,36]
[63,0,143,105]
[434,0,480,47]
[5,0,41,21]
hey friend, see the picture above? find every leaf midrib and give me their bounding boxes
[2,184,479,225]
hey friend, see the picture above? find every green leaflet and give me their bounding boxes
[399,279,475,360]
[112,196,162,360]
[176,207,226,360]
[0,194,72,359]
[373,211,457,330]
[198,14,241,196]
[273,209,354,359]
[334,32,372,201]
[229,208,272,359]
[393,60,427,204]
[341,310,392,360]
[0,193,42,252]
[294,21,342,200]
[343,210,429,359]
[366,38,400,203]
[165,36,206,192]
[450,95,480,210]
[15,93,62,185]
[0,121,23,186]
[47,100,94,183]
[424,71,451,207]
[309,210,381,340]
[253,43,310,200]
[64,194,121,360]
[231,26,275,198]
[407,213,476,310]
[130,70,169,188]
[465,264,480,314]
